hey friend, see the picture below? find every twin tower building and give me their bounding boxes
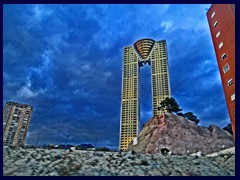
[120,39,171,151]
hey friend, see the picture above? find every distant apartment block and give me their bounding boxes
[206,4,235,138]
[3,101,33,146]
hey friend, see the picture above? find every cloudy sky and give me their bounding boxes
[3,4,230,149]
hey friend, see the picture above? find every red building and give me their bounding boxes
[207,4,235,138]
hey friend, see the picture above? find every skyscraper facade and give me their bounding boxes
[3,101,33,146]
[206,4,235,138]
[120,39,170,150]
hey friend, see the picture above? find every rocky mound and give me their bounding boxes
[127,113,234,155]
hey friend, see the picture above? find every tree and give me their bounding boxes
[177,112,184,117]
[223,124,233,135]
[158,97,182,113]
[183,112,200,125]
[159,97,201,124]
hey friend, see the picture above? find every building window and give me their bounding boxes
[221,53,227,61]
[216,31,221,38]
[230,93,235,101]
[222,63,230,74]
[219,42,223,49]
[213,21,218,27]
[211,11,216,18]
[227,78,233,86]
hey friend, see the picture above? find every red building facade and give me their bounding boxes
[207,4,235,138]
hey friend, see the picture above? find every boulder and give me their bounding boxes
[127,113,234,155]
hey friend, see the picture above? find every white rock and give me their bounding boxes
[190,151,202,156]
[48,171,59,176]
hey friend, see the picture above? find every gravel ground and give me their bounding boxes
[3,146,235,176]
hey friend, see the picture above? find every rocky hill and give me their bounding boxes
[127,113,234,155]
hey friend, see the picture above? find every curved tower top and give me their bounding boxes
[134,38,155,62]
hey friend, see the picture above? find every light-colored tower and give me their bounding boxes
[3,101,33,146]
[120,39,170,151]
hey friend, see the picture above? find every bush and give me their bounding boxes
[95,147,111,152]
[223,124,233,135]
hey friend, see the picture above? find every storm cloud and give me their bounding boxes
[3,4,229,149]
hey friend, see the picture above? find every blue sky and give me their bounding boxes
[3,4,230,149]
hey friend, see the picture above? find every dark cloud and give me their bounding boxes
[3,4,230,149]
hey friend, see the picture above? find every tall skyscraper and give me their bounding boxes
[120,39,170,150]
[206,4,235,138]
[3,101,33,146]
